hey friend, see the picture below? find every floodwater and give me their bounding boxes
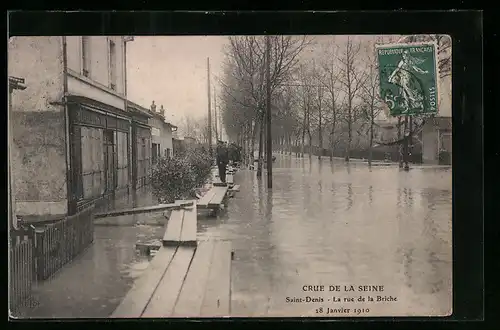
[198,155,452,317]
[15,155,452,318]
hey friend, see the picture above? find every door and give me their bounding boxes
[104,129,116,194]
[152,143,158,164]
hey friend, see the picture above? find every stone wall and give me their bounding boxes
[8,37,68,216]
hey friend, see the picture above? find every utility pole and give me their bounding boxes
[207,58,212,155]
[214,86,218,142]
[266,35,273,189]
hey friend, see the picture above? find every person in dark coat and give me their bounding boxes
[216,140,229,183]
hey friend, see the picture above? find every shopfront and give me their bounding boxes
[68,97,131,213]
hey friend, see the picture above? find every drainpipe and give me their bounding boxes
[62,36,74,215]
[123,37,134,191]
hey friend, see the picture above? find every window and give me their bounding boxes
[109,40,117,90]
[81,36,91,77]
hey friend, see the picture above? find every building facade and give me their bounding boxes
[128,101,153,189]
[8,36,136,220]
[149,106,177,163]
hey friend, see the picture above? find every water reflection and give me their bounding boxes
[368,185,373,205]
[346,183,353,211]
[219,154,452,317]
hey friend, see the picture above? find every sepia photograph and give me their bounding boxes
[8,33,452,318]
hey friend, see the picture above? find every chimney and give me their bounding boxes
[160,105,166,117]
[150,100,156,113]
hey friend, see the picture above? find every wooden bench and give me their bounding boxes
[111,240,232,318]
[196,186,229,212]
[163,202,197,247]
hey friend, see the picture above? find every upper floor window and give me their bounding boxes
[81,36,91,77]
[109,40,117,91]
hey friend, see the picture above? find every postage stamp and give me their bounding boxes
[377,42,439,116]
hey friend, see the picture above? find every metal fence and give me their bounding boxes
[9,239,33,312]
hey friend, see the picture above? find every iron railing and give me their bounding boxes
[9,238,33,312]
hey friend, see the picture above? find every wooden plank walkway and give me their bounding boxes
[208,186,229,208]
[111,247,177,318]
[111,241,232,318]
[163,201,197,247]
[197,186,229,210]
[94,201,193,219]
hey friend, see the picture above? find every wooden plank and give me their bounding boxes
[230,184,240,192]
[208,186,229,207]
[172,241,217,317]
[163,209,184,246]
[200,241,232,317]
[142,247,196,318]
[110,247,177,318]
[179,203,197,247]
[197,189,217,208]
[94,201,193,219]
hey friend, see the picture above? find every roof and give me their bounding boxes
[126,100,153,118]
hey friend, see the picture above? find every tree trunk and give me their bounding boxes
[346,113,352,162]
[257,113,264,177]
[368,107,374,167]
[308,129,313,159]
[397,117,403,168]
[250,120,257,166]
[318,115,323,160]
[403,115,409,171]
[301,127,305,158]
[368,120,374,166]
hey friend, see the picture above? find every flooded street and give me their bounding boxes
[199,155,452,317]
[17,155,452,318]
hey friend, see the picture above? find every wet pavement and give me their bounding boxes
[15,154,452,318]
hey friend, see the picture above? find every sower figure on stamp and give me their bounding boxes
[216,140,229,184]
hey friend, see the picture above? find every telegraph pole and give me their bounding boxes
[214,86,218,142]
[207,58,212,155]
[266,35,273,189]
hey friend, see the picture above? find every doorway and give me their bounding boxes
[103,129,116,194]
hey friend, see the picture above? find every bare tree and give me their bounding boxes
[336,36,367,162]
[310,60,326,159]
[359,46,384,166]
[221,35,312,170]
[318,40,343,161]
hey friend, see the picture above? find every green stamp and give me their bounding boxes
[377,42,439,116]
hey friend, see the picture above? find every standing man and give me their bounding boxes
[216,140,229,184]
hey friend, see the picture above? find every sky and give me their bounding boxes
[125,35,449,127]
[126,36,228,126]
[125,35,367,126]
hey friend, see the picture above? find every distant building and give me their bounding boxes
[184,136,197,147]
[398,35,452,165]
[127,101,153,189]
[149,103,177,163]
